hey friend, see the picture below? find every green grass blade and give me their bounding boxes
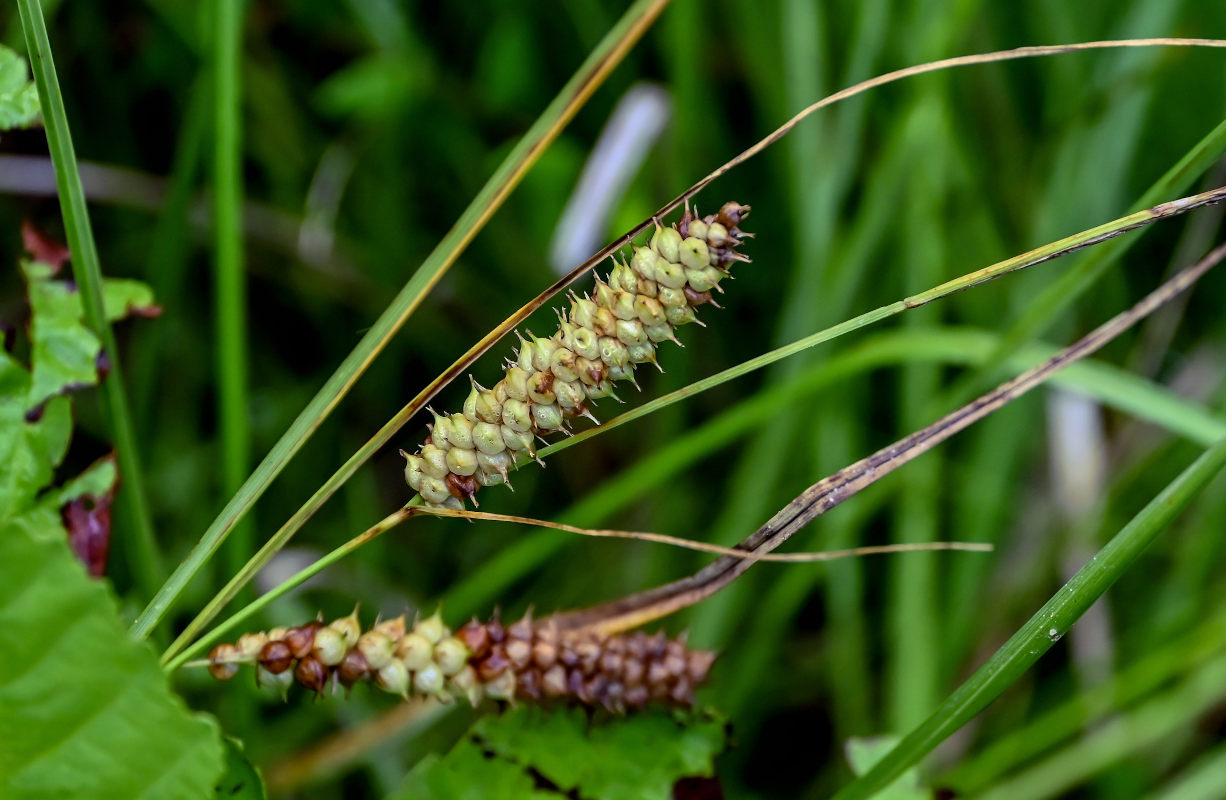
[139,0,670,645]
[948,116,1226,401]
[975,655,1226,800]
[1145,741,1226,800]
[946,603,1226,793]
[831,436,1226,800]
[16,0,162,599]
[212,0,252,584]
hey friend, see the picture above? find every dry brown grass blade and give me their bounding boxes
[408,506,992,562]
[551,240,1226,636]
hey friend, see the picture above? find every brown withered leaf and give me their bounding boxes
[62,458,118,578]
[21,219,71,273]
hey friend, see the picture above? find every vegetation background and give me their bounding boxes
[4,0,1226,797]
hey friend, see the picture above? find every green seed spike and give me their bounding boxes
[400,201,751,508]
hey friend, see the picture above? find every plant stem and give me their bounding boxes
[17,0,162,599]
[212,0,252,586]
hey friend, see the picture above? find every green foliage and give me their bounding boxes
[213,738,267,800]
[0,258,156,531]
[0,43,39,132]
[0,253,219,797]
[397,707,726,800]
[6,1,1226,798]
[0,524,223,798]
[0,257,156,524]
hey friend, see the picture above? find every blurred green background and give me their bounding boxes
[4,1,1226,797]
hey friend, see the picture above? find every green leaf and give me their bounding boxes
[398,707,727,800]
[38,453,117,509]
[0,357,72,519]
[25,259,103,411]
[0,522,224,798]
[23,259,159,412]
[0,43,40,131]
[101,277,160,322]
[845,736,927,800]
[212,738,266,800]
[396,747,556,800]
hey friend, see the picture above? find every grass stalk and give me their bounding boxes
[211,0,252,585]
[16,0,162,599]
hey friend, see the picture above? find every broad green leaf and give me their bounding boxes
[212,738,266,800]
[0,523,224,798]
[0,43,39,130]
[396,747,556,800]
[397,707,726,800]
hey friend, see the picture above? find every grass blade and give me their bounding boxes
[831,437,1226,800]
[212,0,252,584]
[17,0,162,598]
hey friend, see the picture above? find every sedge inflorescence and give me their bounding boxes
[402,201,752,509]
[207,609,716,712]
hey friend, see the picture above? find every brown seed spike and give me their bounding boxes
[624,684,650,709]
[532,639,558,669]
[295,656,329,693]
[458,619,490,660]
[683,286,713,307]
[258,640,294,675]
[203,611,714,712]
[622,658,645,686]
[505,638,532,670]
[337,650,370,689]
[507,611,534,641]
[716,201,750,229]
[687,650,718,684]
[284,625,318,659]
[477,648,511,682]
[518,668,542,701]
[445,472,478,501]
[207,644,241,681]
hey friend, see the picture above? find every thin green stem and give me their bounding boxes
[212,0,252,585]
[831,436,1226,800]
[17,0,162,599]
[137,0,671,643]
[163,503,415,673]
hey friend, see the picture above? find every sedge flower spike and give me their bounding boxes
[402,201,752,508]
[207,610,716,712]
